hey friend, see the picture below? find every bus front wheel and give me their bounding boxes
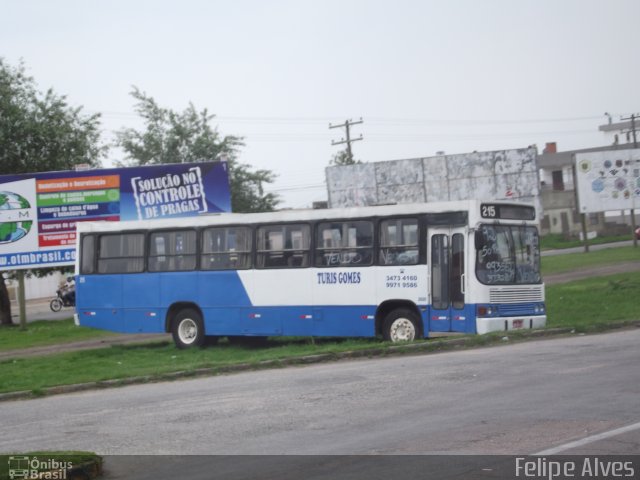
[172,309,205,349]
[382,308,420,342]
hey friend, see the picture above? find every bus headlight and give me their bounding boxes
[534,304,545,314]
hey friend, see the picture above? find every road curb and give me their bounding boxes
[1,321,639,403]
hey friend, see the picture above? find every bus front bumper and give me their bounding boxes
[476,315,546,335]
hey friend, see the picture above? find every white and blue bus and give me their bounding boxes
[74,200,545,348]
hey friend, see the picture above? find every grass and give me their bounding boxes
[0,319,114,351]
[545,272,640,331]
[0,337,388,394]
[540,233,633,250]
[541,246,640,275]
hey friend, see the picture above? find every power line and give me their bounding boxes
[99,128,597,144]
[93,111,608,126]
[266,183,326,193]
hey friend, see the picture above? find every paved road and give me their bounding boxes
[1,329,638,460]
[9,298,73,323]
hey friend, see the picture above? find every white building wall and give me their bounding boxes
[327,147,540,211]
[5,271,65,302]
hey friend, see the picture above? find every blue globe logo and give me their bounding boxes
[0,191,33,244]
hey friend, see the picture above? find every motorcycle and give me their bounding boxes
[50,287,75,312]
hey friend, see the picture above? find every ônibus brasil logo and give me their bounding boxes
[0,191,33,245]
[7,455,73,479]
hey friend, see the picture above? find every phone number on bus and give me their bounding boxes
[385,274,418,289]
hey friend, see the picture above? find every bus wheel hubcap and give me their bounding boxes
[178,319,198,344]
[390,318,415,342]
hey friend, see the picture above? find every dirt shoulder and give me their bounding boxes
[0,333,170,361]
[543,261,640,285]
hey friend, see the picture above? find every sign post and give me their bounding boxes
[17,271,26,330]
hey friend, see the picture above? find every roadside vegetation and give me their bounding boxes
[0,337,388,395]
[540,233,632,250]
[541,246,639,275]
[0,319,114,351]
[546,271,640,330]
[0,247,638,397]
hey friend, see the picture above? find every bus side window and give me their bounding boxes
[98,233,145,274]
[148,230,196,272]
[257,224,310,268]
[378,218,419,266]
[80,235,96,274]
[315,220,373,267]
[152,235,167,270]
[201,226,252,270]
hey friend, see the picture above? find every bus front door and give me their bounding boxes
[428,228,470,333]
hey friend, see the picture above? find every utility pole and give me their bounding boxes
[620,113,639,248]
[329,118,363,163]
[598,113,638,148]
[598,113,638,247]
[620,113,638,147]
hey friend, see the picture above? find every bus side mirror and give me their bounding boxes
[474,230,485,250]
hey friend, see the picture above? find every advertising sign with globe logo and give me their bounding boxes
[0,191,33,244]
[0,162,231,271]
[575,148,640,214]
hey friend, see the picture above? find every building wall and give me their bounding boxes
[327,147,540,210]
[5,271,65,302]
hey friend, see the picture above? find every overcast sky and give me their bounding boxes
[3,0,639,208]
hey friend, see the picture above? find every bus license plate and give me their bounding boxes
[513,319,524,329]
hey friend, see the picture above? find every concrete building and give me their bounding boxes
[326,147,540,210]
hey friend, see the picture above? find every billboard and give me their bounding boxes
[0,162,230,271]
[575,148,640,213]
[327,147,539,209]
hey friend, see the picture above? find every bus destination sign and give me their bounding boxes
[480,203,535,221]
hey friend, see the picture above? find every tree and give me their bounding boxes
[0,59,105,174]
[0,58,105,325]
[116,88,279,213]
[330,149,361,166]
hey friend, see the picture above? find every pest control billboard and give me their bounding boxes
[0,162,230,271]
[575,148,640,213]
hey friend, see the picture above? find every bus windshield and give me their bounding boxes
[476,225,541,285]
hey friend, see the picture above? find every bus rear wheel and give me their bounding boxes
[172,309,205,349]
[382,308,420,342]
